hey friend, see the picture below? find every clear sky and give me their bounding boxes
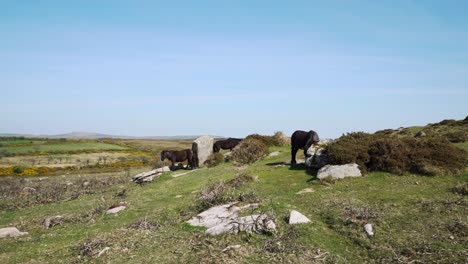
[1,1,467,138]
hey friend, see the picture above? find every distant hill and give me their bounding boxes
[0,132,223,140]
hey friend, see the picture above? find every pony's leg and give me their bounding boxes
[291,147,298,165]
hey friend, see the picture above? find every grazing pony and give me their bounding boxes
[290,130,319,165]
[213,138,242,153]
[160,149,194,169]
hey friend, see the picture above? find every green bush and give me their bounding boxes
[246,133,284,147]
[231,138,268,164]
[325,133,467,176]
[204,153,225,167]
[325,132,375,173]
[444,131,467,143]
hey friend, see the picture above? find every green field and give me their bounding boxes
[0,139,46,145]
[0,142,127,155]
[0,146,466,263]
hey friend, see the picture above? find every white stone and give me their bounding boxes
[289,210,311,224]
[364,223,374,236]
[106,206,126,214]
[268,151,280,157]
[82,181,90,187]
[317,164,362,180]
[0,227,28,238]
[296,188,315,194]
[192,136,214,167]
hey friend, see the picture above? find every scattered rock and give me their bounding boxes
[289,210,311,224]
[97,247,110,257]
[65,181,73,186]
[82,181,90,188]
[106,205,126,214]
[43,215,64,229]
[192,135,214,167]
[317,164,362,180]
[131,166,170,184]
[0,227,28,238]
[415,131,426,138]
[296,188,315,194]
[187,202,275,235]
[363,223,374,236]
[268,151,280,157]
[175,195,183,198]
[221,245,241,253]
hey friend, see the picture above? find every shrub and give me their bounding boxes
[231,138,268,164]
[194,173,257,211]
[246,133,284,147]
[325,132,375,173]
[273,131,289,146]
[452,182,468,196]
[444,131,467,143]
[204,153,224,167]
[325,133,467,176]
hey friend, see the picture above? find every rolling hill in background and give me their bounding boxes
[0,132,223,140]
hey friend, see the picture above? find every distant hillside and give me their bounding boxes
[0,132,223,140]
[375,116,468,143]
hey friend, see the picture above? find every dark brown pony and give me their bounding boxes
[290,130,319,165]
[160,149,194,169]
[213,138,242,153]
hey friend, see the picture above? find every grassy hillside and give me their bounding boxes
[1,146,466,263]
[375,117,468,143]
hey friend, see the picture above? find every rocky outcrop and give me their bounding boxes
[192,136,214,167]
[305,140,332,169]
[186,202,275,235]
[131,166,171,184]
[317,163,362,180]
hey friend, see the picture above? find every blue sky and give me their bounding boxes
[1,1,467,138]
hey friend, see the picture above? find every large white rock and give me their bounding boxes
[364,223,374,236]
[192,136,214,167]
[289,210,311,224]
[0,227,28,238]
[317,163,362,180]
[187,202,275,235]
[106,206,126,214]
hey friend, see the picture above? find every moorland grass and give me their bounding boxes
[0,146,467,263]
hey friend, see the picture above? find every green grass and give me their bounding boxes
[0,146,467,263]
[0,142,127,155]
[455,142,468,152]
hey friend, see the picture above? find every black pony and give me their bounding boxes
[290,130,319,165]
[213,138,242,153]
[160,149,194,169]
